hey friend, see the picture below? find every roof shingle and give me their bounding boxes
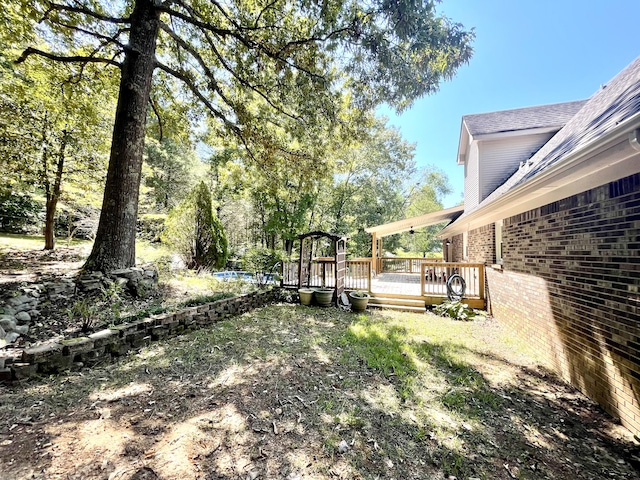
[463,100,587,136]
[477,56,640,209]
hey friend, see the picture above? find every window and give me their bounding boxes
[495,220,503,264]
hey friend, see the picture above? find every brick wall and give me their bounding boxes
[468,224,496,264]
[451,234,464,262]
[486,173,640,434]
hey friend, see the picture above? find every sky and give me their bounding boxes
[377,0,640,208]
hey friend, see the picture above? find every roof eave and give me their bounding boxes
[439,118,640,238]
[472,125,562,141]
[456,120,470,165]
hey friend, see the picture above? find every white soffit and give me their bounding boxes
[365,205,464,238]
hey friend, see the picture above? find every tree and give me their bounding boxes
[310,117,416,255]
[143,137,200,211]
[18,0,473,271]
[162,181,228,269]
[402,168,452,256]
[0,53,115,248]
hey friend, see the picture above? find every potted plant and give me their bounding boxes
[298,288,314,306]
[313,287,334,307]
[349,290,370,312]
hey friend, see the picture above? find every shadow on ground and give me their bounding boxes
[0,305,638,479]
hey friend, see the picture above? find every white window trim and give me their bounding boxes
[462,231,469,261]
[495,220,503,265]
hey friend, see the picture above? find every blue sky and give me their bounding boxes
[378,0,640,207]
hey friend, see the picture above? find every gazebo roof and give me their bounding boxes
[364,205,464,238]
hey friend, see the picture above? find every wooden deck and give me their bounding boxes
[370,272,485,309]
[282,259,486,310]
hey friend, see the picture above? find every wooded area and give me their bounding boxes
[1,0,473,269]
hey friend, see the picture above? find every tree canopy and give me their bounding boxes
[14,0,473,270]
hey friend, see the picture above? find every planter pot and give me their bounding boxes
[313,288,334,307]
[298,288,314,306]
[349,292,370,312]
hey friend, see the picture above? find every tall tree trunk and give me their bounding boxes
[44,129,68,250]
[39,113,51,247]
[84,0,160,271]
[284,238,293,255]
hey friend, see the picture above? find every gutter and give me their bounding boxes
[439,114,640,238]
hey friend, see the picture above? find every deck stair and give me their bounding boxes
[366,294,426,313]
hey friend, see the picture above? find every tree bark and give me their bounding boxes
[44,129,68,250]
[84,0,160,271]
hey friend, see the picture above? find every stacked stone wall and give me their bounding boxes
[0,290,276,381]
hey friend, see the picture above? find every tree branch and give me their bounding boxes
[160,2,331,81]
[44,1,130,24]
[155,61,240,136]
[149,97,164,142]
[158,22,233,106]
[15,47,122,68]
[48,20,129,51]
[159,21,302,122]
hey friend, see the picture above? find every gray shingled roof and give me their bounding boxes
[477,56,640,209]
[463,100,587,136]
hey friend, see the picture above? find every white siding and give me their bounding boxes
[478,132,554,202]
[464,142,480,211]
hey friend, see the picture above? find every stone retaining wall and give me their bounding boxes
[0,289,276,381]
[0,266,159,348]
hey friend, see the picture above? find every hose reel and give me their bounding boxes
[446,273,466,301]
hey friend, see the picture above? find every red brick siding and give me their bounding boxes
[486,173,640,434]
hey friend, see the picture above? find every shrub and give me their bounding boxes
[162,181,229,270]
[137,214,166,242]
[56,203,100,241]
[242,247,285,286]
[433,300,487,321]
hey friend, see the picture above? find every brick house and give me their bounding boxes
[439,57,640,433]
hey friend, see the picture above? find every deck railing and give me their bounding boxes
[281,261,299,287]
[282,259,484,307]
[420,262,485,299]
[282,259,371,291]
[345,259,371,291]
[379,257,443,274]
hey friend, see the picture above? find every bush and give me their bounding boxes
[55,203,100,241]
[137,214,166,242]
[0,189,42,233]
[161,181,228,270]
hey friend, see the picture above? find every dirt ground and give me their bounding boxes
[1,246,640,479]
